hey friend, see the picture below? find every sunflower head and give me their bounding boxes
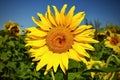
[86,59,105,78]
[111,26,119,33]
[103,72,115,80]
[96,32,106,41]
[105,30,112,36]
[46,27,73,53]
[104,32,120,54]
[4,21,21,36]
[26,4,99,75]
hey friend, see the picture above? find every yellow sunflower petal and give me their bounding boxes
[60,4,67,14]
[25,27,47,37]
[32,16,50,31]
[60,53,68,74]
[104,41,113,48]
[52,54,60,72]
[72,12,85,21]
[73,25,93,34]
[74,36,99,43]
[44,69,50,75]
[30,45,49,57]
[44,51,53,75]
[78,55,87,64]
[52,5,60,25]
[60,61,66,74]
[32,57,41,61]
[36,51,50,71]
[37,13,52,28]
[75,30,94,37]
[113,46,120,53]
[72,42,90,58]
[25,39,46,47]
[74,29,95,40]
[44,52,60,74]
[65,5,75,27]
[69,12,85,30]
[61,53,69,70]
[68,49,81,61]
[78,43,95,51]
[60,4,67,26]
[47,5,57,26]
[31,46,50,61]
[79,29,95,36]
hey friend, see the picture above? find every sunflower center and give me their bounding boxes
[110,37,119,46]
[46,27,73,53]
[52,35,65,48]
[10,26,20,34]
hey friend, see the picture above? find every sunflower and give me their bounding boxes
[25,4,99,75]
[104,32,120,54]
[86,59,105,78]
[4,21,21,36]
[103,72,115,80]
[96,32,106,41]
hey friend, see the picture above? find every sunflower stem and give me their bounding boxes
[105,54,120,67]
[51,69,55,80]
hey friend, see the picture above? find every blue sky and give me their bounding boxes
[0,0,120,30]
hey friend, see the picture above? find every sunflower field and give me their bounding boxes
[0,4,120,80]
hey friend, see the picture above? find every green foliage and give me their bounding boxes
[0,22,120,80]
[0,30,41,80]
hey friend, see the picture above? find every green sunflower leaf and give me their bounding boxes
[68,72,85,80]
[6,61,16,69]
[0,52,9,61]
[55,72,63,80]
[69,60,83,69]
[0,62,5,72]
[7,40,15,47]
[82,67,120,74]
